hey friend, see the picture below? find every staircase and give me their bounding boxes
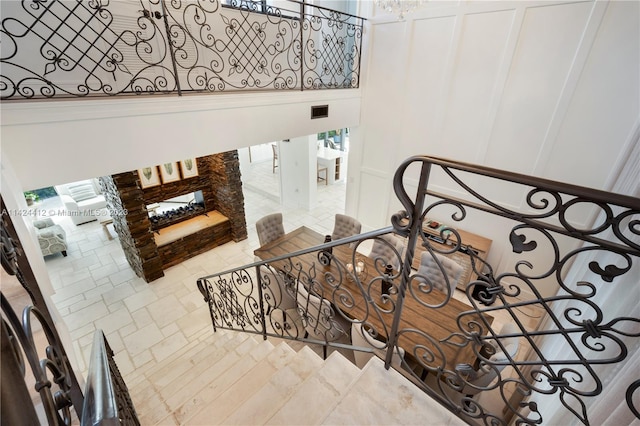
[128,329,465,425]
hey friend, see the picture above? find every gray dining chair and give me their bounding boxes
[331,213,362,242]
[259,265,297,314]
[256,213,285,246]
[415,251,463,294]
[368,233,405,271]
[351,322,405,370]
[454,322,520,397]
[295,283,351,359]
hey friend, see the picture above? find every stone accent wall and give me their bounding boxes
[209,151,248,242]
[98,151,246,283]
[99,174,164,282]
[139,157,216,210]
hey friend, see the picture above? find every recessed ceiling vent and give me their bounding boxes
[311,105,329,119]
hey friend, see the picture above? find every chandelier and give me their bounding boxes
[376,0,425,20]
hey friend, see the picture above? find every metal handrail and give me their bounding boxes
[81,330,120,426]
[81,330,140,426]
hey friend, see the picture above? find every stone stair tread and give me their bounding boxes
[264,349,362,425]
[131,331,240,406]
[160,337,274,424]
[183,341,297,425]
[163,334,265,411]
[131,329,232,395]
[133,333,251,424]
[323,357,467,425]
[219,345,324,425]
[129,338,219,419]
[131,330,462,426]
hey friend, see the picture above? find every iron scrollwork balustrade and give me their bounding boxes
[1,197,140,424]
[1,294,76,425]
[0,0,364,99]
[197,155,639,425]
[390,156,640,425]
[1,200,85,424]
[196,231,404,355]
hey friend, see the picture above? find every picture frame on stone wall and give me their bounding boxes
[180,158,199,179]
[138,166,161,188]
[160,162,180,184]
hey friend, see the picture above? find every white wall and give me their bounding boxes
[1,90,361,191]
[350,0,639,297]
[279,136,318,209]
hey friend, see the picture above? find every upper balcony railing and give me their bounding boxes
[0,0,364,100]
[197,155,640,425]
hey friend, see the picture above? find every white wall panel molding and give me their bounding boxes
[440,8,517,163]
[607,120,640,197]
[484,1,594,173]
[542,0,640,190]
[474,5,526,164]
[359,166,391,180]
[529,1,608,177]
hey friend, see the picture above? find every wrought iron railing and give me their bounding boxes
[0,0,364,100]
[197,155,640,425]
[1,197,140,425]
[81,330,140,426]
[1,197,84,425]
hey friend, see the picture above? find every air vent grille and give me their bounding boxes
[311,105,329,119]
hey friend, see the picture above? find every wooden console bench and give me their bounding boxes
[410,225,492,290]
[154,211,232,269]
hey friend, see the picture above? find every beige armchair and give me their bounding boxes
[55,179,107,225]
[33,218,67,257]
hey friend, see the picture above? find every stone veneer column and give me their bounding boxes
[98,150,246,283]
[210,151,248,242]
[99,174,164,282]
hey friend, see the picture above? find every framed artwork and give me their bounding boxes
[138,166,161,188]
[180,158,199,179]
[160,162,180,184]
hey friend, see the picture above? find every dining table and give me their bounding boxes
[253,226,494,373]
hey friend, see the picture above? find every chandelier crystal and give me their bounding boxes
[376,0,425,20]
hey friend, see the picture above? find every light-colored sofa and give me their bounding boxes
[33,218,67,257]
[55,179,108,225]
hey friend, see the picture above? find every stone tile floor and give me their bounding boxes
[39,158,349,377]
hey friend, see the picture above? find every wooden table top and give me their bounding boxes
[254,226,494,371]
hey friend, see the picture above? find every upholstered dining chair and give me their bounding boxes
[418,322,521,410]
[255,213,285,246]
[258,265,298,322]
[455,322,521,397]
[331,214,362,242]
[368,233,405,271]
[295,284,351,359]
[351,322,405,369]
[415,251,464,294]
